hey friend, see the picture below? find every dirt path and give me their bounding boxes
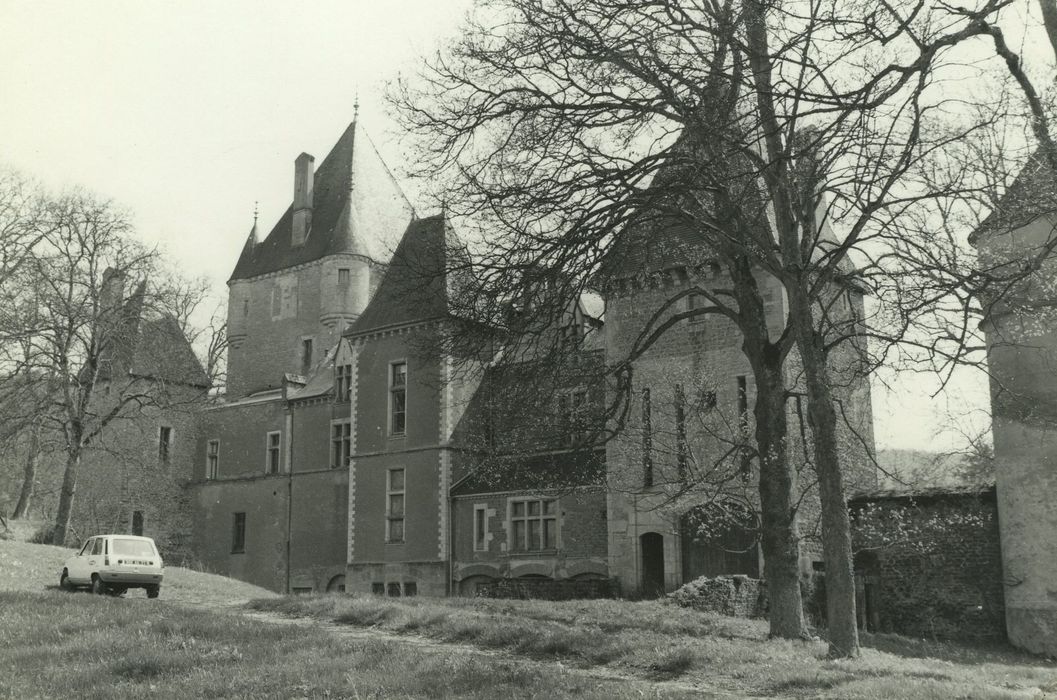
[236,607,756,699]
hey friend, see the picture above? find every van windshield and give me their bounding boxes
[111,539,155,557]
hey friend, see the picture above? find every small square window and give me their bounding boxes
[331,421,351,469]
[266,432,282,474]
[271,286,282,318]
[387,582,402,597]
[403,582,417,597]
[474,505,488,552]
[158,426,172,464]
[335,364,353,403]
[688,292,710,324]
[557,389,588,445]
[371,582,385,595]
[301,338,314,375]
[206,439,220,479]
[232,512,246,553]
[387,468,405,543]
[389,362,407,436]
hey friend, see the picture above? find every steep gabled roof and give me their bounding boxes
[98,283,210,389]
[452,449,606,494]
[128,315,211,388]
[348,214,466,335]
[970,151,1057,245]
[230,120,415,281]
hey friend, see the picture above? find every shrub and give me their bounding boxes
[28,524,55,545]
[668,575,766,618]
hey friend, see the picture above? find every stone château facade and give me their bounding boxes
[176,116,877,597]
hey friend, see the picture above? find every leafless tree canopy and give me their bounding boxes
[0,178,219,541]
[391,0,1057,657]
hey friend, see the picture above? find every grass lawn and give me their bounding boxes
[248,594,1057,699]
[0,590,674,699]
[2,534,1055,698]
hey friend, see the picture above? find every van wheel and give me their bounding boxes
[146,585,160,599]
[90,575,107,595]
[59,571,74,592]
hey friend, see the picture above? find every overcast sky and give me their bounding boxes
[1,0,1045,452]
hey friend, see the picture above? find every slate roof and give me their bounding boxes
[970,151,1057,245]
[98,282,210,388]
[127,315,211,388]
[452,448,606,495]
[229,120,415,281]
[286,343,338,402]
[348,214,467,335]
[597,133,746,281]
[849,481,996,503]
[598,129,851,282]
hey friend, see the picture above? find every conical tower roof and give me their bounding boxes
[229,119,415,281]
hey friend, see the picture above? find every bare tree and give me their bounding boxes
[390,0,1045,656]
[0,167,49,289]
[9,190,208,545]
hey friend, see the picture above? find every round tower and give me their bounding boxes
[975,172,1057,656]
[319,254,373,331]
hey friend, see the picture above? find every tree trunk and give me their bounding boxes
[753,355,810,639]
[52,449,81,547]
[727,255,809,640]
[788,293,860,658]
[12,428,41,519]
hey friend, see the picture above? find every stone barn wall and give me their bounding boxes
[849,485,1005,643]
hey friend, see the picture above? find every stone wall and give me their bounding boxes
[74,384,203,563]
[475,577,617,601]
[850,486,1005,643]
[668,575,767,618]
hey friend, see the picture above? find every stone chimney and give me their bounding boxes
[100,267,126,314]
[292,152,315,246]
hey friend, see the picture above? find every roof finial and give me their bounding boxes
[253,200,259,225]
[353,91,360,122]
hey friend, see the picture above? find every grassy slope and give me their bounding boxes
[0,539,671,699]
[3,537,1055,698]
[0,591,667,700]
[248,595,1057,699]
[0,538,276,607]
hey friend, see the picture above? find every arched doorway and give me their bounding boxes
[640,532,665,597]
[326,575,346,593]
